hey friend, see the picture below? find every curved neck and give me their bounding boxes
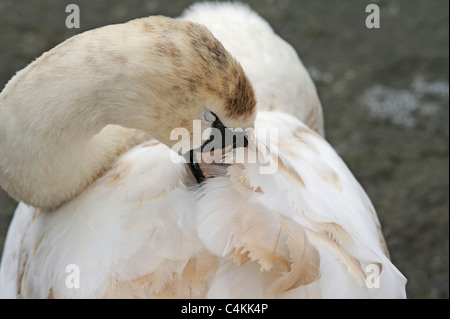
[0,73,151,209]
[0,16,249,210]
[0,18,181,210]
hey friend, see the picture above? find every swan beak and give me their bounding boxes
[185,132,249,184]
[186,150,206,184]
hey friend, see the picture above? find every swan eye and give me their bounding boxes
[202,110,217,124]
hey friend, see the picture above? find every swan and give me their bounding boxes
[0,2,407,298]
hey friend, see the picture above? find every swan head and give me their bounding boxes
[128,17,257,151]
[121,17,257,182]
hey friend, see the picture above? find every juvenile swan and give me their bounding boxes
[0,16,256,210]
[0,3,406,298]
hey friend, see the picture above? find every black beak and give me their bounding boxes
[201,118,248,151]
[185,117,249,184]
[186,150,205,184]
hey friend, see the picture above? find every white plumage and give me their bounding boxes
[0,2,406,298]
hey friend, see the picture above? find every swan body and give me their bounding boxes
[0,2,407,298]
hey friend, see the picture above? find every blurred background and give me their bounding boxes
[0,0,448,298]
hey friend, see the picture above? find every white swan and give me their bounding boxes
[0,2,407,298]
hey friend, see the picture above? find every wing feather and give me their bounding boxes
[2,142,208,298]
[201,111,406,298]
[234,112,407,298]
